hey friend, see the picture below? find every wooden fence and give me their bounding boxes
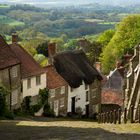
[98,104,140,124]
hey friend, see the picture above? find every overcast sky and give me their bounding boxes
[1,0,140,6]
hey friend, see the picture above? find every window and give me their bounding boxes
[60,98,64,107]
[49,101,53,109]
[27,78,31,89]
[86,91,89,102]
[11,66,18,78]
[50,89,55,98]
[61,86,65,94]
[85,84,88,90]
[11,89,18,105]
[36,75,41,85]
[54,100,58,109]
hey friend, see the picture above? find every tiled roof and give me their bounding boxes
[45,65,67,89]
[101,89,123,106]
[10,43,45,78]
[0,35,20,70]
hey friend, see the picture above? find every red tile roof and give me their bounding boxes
[101,89,123,106]
[45,65,67,89]
[10,43,45,78]
[0,35,20,70]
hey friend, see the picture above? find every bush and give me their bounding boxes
[21,96,31,114]
[5,111,14,120]
[43,103,54,117]
[0,87,8,116]
[39,88,49,105]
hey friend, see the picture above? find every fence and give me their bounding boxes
[98,104,140,124]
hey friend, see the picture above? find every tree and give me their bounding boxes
[100,15,140,74]
[97,29,115,47]
[36,41,48,57]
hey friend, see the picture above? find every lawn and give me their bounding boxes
[0,118,140,140]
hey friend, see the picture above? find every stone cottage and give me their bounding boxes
[47,43,103,117]
[124,44,140,120]
[9,33,46,105]
[0,35,22,110]
[45,65,68,116]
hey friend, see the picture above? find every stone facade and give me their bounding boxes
[89,79,101,117]
[124,45,140,120]
[49,86,68,116]
[0,64,22,109]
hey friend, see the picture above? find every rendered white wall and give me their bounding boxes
[22,73,46,98]
[67,81,89,114]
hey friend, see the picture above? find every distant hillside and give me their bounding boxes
[1,0,140,7]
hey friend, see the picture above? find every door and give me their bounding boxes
[71,97,76,114]
[86,104,89,118]
[54,100,59,116]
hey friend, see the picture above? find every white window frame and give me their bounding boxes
[27,78,31,89]
[61,86,65,94]
[36,75,41,85]
[11,66,18,78]
[11,89,18,105]
[50,89,55,98]
[59,98,64,107]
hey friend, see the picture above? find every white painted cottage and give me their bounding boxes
[10,33,46,103]
[47,43,102,117]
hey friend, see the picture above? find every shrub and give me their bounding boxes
[43,103,54,117]
[39,88,49,105]
[5,111,14,120]
[0,87,8,116]
[21,96,31,114]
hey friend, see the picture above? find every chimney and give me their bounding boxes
[12,32,18,44]
[123,53,132,64]
[48,42,57,64]
[95,62,101,72]
[116,60,121,68]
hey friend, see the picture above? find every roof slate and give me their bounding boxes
[45,65,67,89]
[10,43,45,78]
[0,35,20,70]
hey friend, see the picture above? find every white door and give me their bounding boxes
[54,100,59,116]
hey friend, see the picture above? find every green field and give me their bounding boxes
[0,4,10,8]
[99,22,118,25]
[0,15,25,26]
[85,18,104,23]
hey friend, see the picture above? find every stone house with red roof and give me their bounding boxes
[10,33,46,105]
[45,65,68,116]
[0,35,21,109]
[46,43,103,117]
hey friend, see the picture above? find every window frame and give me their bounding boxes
[27,78,31,89]
[36,75,41,86]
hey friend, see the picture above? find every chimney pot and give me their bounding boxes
[48,42,57,64]
[12,32,18,44]
[116,60,121,68]
[95,62,101,72]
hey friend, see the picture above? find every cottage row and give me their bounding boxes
[0,34,103,117]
